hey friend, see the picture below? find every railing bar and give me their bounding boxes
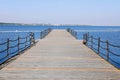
[9,44,18,49]
[9,38,18,42]
[0,48,7,53]
[92,47,98,51]
[0,41,7,45]
[19,36,28,39]
[109,43,120,48]
[100,40,106,43]
[0,54,8,61]
[100,46,106,50]
[99,51,107,56]
[19,41,27,44]
[9,49,19,55]
[19,47,25,50]
[109,50,120,56]
[109,58,120,65]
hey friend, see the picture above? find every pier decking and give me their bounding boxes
[0,30,120,80]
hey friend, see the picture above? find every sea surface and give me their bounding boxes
[0,25,120,68]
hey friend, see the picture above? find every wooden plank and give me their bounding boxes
[0,30,120,80]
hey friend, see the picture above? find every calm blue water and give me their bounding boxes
[0,25,120,68]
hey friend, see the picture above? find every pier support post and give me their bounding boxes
[7,39,9,58]
[98,37,100,54]
[18,36,20,52]
[106,40,109,61]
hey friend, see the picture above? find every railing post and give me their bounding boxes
[18,36,20,52]
[86,33,89,44]
[83,34,86,44]
[40,32,42,39]
[29,33,32,45]
[67,28,69,32]
[91,36,93,49]
[25,36,27,48]
[42,31,43,39]
[71,30,73,36]
[85,34,87,44]
[106,40,109,61]
[98,37,100,54]
[32,33,35,44]
[49,28,51,33]
[7,38,9,58]
[44,30,45,38]
[75,32,77,39]
[30,32,34,44]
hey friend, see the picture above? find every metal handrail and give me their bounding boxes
[0,32,35,64]
[9,38,18,42]
[67,28,77,39]
[0,28,52,64]
[40,28,51,39]
[0,41,7,45]
[83,33,120,68]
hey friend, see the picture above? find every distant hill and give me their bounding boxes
[0,22,21,26]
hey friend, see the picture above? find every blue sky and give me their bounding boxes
[0,0,120,25]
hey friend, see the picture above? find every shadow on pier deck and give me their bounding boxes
[0,30,120,80]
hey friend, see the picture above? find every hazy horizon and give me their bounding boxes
[0,0,120,26]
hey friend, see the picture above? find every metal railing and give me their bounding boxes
[0,28,52,65]
[83,33,120,68]
[40,28,51,39]
[67,28,77,39]
[0,32,35,64]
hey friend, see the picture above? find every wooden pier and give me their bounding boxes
[0,30,120,80]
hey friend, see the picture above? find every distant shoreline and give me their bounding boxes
[0,22,120,26]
